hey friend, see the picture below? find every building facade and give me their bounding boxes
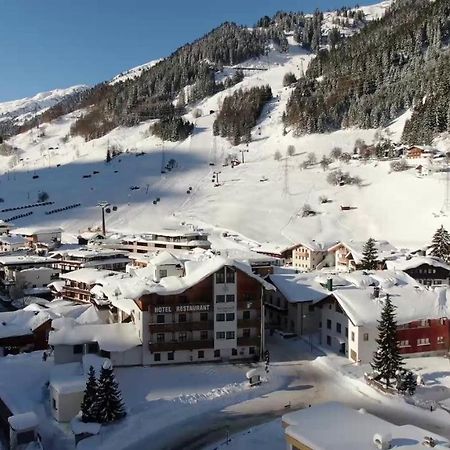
[138,265,264,365]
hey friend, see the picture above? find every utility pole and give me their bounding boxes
[97,201,109,236]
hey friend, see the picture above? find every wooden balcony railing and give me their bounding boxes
[149,321,213,333]
[149,340,214,352]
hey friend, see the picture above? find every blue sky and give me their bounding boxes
[0,0,373,102]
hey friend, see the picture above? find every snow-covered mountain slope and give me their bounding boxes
[0,85,89,124]
[0,2,446,251]
[110,59,163,85]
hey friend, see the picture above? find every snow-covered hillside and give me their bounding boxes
[0,85,89,125]
[0,1,446,252]
[110,59,163,85]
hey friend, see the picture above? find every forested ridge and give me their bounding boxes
[284,0,450,144]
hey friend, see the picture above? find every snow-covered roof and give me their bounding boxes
[49,322,141,352]
[51,247,129,260]
[0,234,26,245]
[8,411,39,431]
[48,280,65,292]
[59,268,120,285]
[329,240,398,264]
[17,227,63,236]
[148,251,182,267]
[386,256,450,272]
[0,309,54,339]
[268,273,331,303]
[0,255,55,266]
[329,270,450,326]
[283,402,448,450]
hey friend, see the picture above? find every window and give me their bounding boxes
[327,319,331,330]
[157,333,165,343]
[87,343,99,354]
[398,340,409,348]
[156,314,165,324]
[226,268,235,283]
[319,321,322,329]
[198,350,204,359]
[351,331,355,342]
[226,331,235,340]
[417,338,430,346]
[226,313,235,321]
[215,269,225,284]
[178,314,186,323]
[216,295,225,303]
[345,327,348,338]
[226,294,235,303]
[437,336,445,344]
[154,353,161,362]
[100,350,110,358]
[52,398,57,410]
[363,333,369,341]
[179,332,187,342]
[214,349,221,358]
[216,332,225,340]
[243,328,250,338]
[420,320,430,328]
[200,312,208,321]
[336,323,341,334]
[159,269,168,278]
[200,330,209,340]
[168,352,174,361]
[73,344,83,354]
[232,348,237,356]
[243,310,250,320]
[216,313,225,322]
[249,347,255,355]
[308,305,315,312]
[326,335,331,346]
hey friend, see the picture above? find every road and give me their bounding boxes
[119,335,450,450]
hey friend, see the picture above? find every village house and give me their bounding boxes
[282,402,449,450]
[0,220,13,235]
[57,268,120,303]
[315,271,450,363]
[291,241,336,272]
[265,272,331,336]
[406,145,424,159]
[0,234,26,254]
[100,229,212,254]
[76,231,104,245]
[0,255,58,299]
[254,243,296,265]
[19,228,63,251]
[327,240,398,272]
[89,255,274,366]
[50,247,130,273]
[386,256,450,287]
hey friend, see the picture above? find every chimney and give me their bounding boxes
[326,278,333,292]
[373,286,380,298]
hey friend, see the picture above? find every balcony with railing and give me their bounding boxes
[149,340,214,352]
[149,321,213,333]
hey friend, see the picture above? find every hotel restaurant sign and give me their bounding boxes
[153,304,210,314]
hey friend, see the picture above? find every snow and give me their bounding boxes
[0,234,26,245]
[0,85,88,124]
[71,415,101,436]
[329,239,399,265]
[268,272,331,303]
[49,322,141,352]
[8,411,39,431]
[386,256,450,272]
[147,250,181,266]
[283,401,449,450]
[0,255,54,266]
[109,59,163,85]
[332,270,450,326]
[59,268,120,284]
[0,309,53,339]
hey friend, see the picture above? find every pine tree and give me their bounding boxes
[371,294,403,387]
[403,370,417,395]
[429,225,450,262]
[94,361,126,424]
[361,238,378,270]
[81,366,98,423]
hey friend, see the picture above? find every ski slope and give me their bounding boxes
[0,11,447,251]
